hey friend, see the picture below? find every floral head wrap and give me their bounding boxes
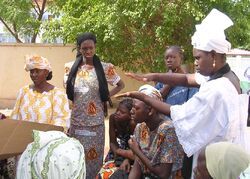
[138,84,163,101]
[24,55,52,72]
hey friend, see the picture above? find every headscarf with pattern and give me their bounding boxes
[24,55,52,72]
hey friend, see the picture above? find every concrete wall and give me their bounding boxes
[0,43,146,109]
[227,56,250,80]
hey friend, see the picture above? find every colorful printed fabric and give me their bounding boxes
[105,132,131,162]
[10,85,70,129]
[96,160,118,179]
[24,55,52,72]
[66,61,121,178]
[69,62,120,127]
[16,130,85,179]
[134,119,184,178]
[97,121,131,179]
[70,124,105,179]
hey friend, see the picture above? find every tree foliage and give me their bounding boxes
[44,0,249,72]
[44,0,195,72]
[0,0,49,43]
[1,0,249,72]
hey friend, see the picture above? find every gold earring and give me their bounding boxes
[213,60,215,67]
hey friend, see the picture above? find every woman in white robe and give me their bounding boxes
[116,8,250,178]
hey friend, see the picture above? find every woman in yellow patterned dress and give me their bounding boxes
[66,32,125,179]
[11,55,70,130]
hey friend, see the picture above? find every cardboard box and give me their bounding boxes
[0,119,64,160]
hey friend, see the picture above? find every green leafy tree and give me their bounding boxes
[191,0,250,49]
[45,0,250,71]
[0,0,49,43]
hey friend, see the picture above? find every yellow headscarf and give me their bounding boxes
[24,55,52,72]
[205,142,250,179]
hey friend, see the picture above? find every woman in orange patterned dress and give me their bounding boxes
[127,85,184,179]
[66,32,124,179]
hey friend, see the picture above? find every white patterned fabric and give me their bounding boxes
[191,9,233,54]
[16,130,86,179]
[10,86,70,129]
[25,55,52,72]
[138,84,162,101]
[63,61,121,88]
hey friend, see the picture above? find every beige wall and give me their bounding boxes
[0,43,146,109]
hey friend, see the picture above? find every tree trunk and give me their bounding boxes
[0,17,23,43]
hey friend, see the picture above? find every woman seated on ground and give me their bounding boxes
[11,55,70,130]
[16,130,86,179]
[194,142,250,179]
[128,84,183,179]
[97,98,135,179]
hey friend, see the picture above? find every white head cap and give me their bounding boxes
[191,9,233,54]
[138,84,162,101]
